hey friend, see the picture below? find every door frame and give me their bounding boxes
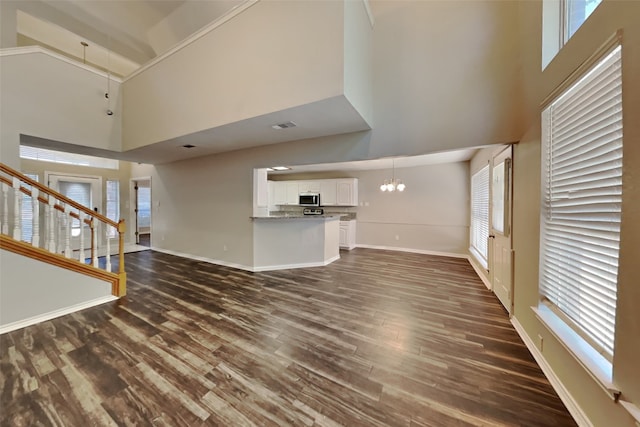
[130,177,151,245]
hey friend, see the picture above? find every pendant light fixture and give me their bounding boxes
[380,158,406,192]
[105,35,113,116]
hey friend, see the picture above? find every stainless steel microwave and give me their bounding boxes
[299,193,320,207]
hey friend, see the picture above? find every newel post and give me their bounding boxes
[116,219,127,296]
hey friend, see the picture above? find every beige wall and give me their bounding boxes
[511,1,640,425]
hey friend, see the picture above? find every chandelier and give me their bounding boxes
[380,158,406,192]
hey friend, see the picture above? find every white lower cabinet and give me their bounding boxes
[339,220,356,250]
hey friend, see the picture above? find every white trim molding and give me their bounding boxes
[0,295,118,335]
[253,255,341,272]
[150,246,254,272]
[356,244,467,259]
[511,316,593,427]
[0,46,123,82]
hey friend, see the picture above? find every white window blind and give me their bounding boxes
[21,174,38,243]
[106,180,120,238]
[20,146,119,170]
[59,181,92,236]
[470,165,490,268]
[540,45,622,360]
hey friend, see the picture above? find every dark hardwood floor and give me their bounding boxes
[0,249,577,426]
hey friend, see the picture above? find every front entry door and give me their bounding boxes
[490,146,514,314]
[47,172,102,250]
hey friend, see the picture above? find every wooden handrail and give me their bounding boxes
[0,163,117,228]
[0,162,127,297]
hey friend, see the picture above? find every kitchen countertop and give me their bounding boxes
[250,214,344,220]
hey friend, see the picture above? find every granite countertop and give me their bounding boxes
[250,214,344,220]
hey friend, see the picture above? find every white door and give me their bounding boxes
[490,147,514,314]
[47,172,102,250]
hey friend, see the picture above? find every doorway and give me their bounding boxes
[132,178,151,246]
[46,172,102,250]
[489,146,514,314]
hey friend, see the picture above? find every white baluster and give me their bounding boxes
[48,195,56,252]
[57,208,63,253]
[31,188,39,247]
[63,204,72,258]
[92,218,99,267]
[1,183,8,235]
[78,211,85,263]
[105,225,111,272]
[12,178,21,240]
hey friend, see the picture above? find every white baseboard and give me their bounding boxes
[0,295,118,335]
[151,246,341,273]
[355,244,467,259]
[467,255,491,290]
[511,316,592,427]
[150,246,254,272]
[253,254,341,272]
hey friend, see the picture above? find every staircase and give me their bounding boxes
[0,163,126,297]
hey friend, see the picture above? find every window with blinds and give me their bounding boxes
[106,180,120,238]
[59,181,92,237]
[21,174,39,244]
[540,45,622,360]
[470,165,490,268]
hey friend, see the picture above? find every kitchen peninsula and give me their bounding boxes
[251,214,341,271]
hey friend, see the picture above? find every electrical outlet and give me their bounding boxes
[223,245,228,252]
[395,235,400,241]
[538,334,544,352]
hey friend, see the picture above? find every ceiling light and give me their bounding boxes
[182,144,196,148]
[271,166,291,171]
[380,158,406,193]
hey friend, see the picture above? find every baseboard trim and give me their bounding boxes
[467,255,491,290]
[355,244,467,259]
[150,246,254,272]
[0,295,118,335]
[253,254,341,272]
[511,316,592,427]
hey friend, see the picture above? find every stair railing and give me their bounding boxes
[0,163,126,296]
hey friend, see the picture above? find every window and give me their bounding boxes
[21,174,38,244]
[542,0,602,69]
[58,181,92,237]
[565,0,602,42]
[106,180,120,238]
[540,45,622,362]
[470,165,490,269]
[20,146,119,170]
[137,186,151,230]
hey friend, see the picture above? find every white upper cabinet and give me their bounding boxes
[286,182,299,205]
[299,181,321,193]
[336,179,358,206]
[320,180,337,206]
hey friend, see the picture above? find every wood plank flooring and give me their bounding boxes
[0,249,577,426]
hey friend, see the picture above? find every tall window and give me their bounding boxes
[20,146,119,170]
[565,0,602,42]
[470,165,489,269]
[106,180,120,238]
[540,45,622,361]
[21,173,39,243]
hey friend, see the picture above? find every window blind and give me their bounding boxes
[470,165,490,268]
[106,180,120,238]
[21,174,38,243]
[20,146,119,170]
[540,45,622,360]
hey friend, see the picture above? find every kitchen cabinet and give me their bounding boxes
[339,220,356,250]
[336,179,358,206]
[298,181,321,193]
[272,181,287,205]
[286,182,299,205]
[320,180,337,206]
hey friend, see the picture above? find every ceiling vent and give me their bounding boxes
[271,121,297,130]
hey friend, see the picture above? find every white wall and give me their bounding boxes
[344,0,373,126]
[0,249,112,328]
[122,0,346,151]
[0,49,122,168]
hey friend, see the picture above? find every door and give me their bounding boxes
[46,172,102,250]
[133,179,151,246]
[489,147,514,314]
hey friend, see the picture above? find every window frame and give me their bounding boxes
[469,165,490,269]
